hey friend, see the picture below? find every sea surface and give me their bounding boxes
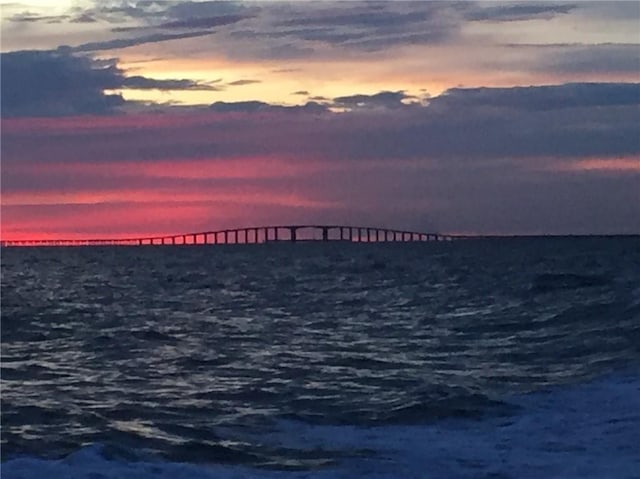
[1,237,639,478]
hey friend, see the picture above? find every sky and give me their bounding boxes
[1,0,639,239]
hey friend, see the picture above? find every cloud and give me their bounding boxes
[1,50,125,117]
[541,44,640,74]
[3,82,638,235]
[466,3,577,22]
[209,101,326,113]
[333,91,413,109]
[123,76,219,91]
[341,83,640,161]
[158,14,248,30]
[219,1,462,55]
[164,1,250,21]
[71,13,98,23]
[69,30,215,52]
[227,79,262,86]
[429,83,640,111]
[5,82,637,161]
[0,50,219,117]
[7,12,69,23]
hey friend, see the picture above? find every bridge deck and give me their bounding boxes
[1,225,464,247]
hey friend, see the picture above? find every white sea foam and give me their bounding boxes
[3,370,639,479]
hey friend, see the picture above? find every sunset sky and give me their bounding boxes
[1,0,639,239]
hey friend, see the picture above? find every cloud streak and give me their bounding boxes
[68,30,216,52]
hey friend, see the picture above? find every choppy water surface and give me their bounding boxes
[2,238,639,478]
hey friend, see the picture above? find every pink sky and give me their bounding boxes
[1,1,639,238]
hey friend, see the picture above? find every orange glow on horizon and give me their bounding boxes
[544,157,640,173]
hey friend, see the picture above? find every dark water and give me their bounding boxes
[1,238,639,478]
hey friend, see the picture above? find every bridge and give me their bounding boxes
[1,225,466,247]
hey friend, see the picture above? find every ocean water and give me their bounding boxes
[1,237,639,478]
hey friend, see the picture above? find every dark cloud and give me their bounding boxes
[542,44,640,74]
[500,43,640,75]
[70,13,98,23]
[466,3,577,22]
[1,50,124,117]
[159,14,248,30]
[339,83,640,161]
[227,79,261,86]
[79,2,164,23]
[6,81,636,161]
[333,91,412,109]
[210,100,270,113]
[164,1,250,20]
[293,90,309,96]
[69,30,215,52]
[430,83,640,111]
[0,50,219,117]
[575,1,640,21]
[277,3,443,30]
[210,100,326,114]
[225,1,460,53]
[123,76,220,91]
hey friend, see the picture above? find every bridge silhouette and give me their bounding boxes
[1,224,466,247]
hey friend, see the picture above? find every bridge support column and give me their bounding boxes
[274,228,279,241]
[289,227,297,242]
[322,227,329,242]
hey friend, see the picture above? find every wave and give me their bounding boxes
[3,370,639,479]
[529,273,611,294]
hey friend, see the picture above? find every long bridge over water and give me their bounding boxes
[1,224,466,247]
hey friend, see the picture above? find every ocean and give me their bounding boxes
[1,237,639,478]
